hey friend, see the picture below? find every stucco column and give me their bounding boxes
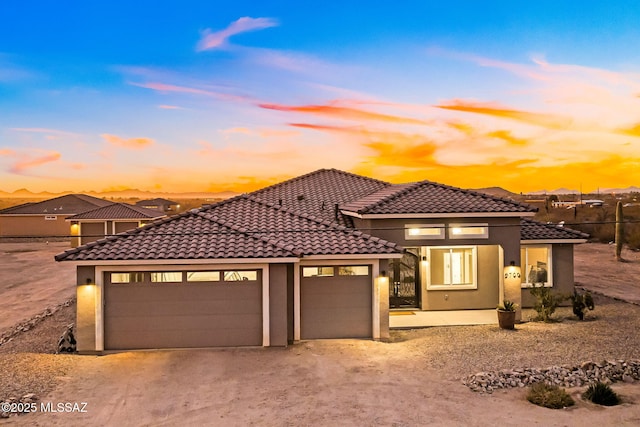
[76,266,97,353]
[503,263,522,322]
[378,259,390,340]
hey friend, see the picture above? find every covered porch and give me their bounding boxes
[389,309,497,328]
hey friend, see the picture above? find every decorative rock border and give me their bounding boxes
[0,298,75,347]
[463,359,640,393]
[0,394,38,418]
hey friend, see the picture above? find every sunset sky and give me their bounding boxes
[1,1,639,194]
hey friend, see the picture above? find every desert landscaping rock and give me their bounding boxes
[0,298,75,348]
[464,359,640,393]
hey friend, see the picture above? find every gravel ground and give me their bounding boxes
[2,293,639,407]
[0,303,76,403]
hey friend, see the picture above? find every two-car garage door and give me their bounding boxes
[104,270,262,350]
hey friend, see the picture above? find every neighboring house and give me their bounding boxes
[66,203,167,247]
[134,198,179,212]
[56,169,588,353]
[0,194,112,238]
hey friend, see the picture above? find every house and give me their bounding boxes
[55,169,588,353]
[0,194,112,238]
[135,198,179,213]
[66,203,166,247]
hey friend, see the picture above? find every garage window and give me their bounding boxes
[303,267,335,277]
[338,266,369,276]
[110,272,144,283]
[150,272,183,283]
[223,271,258,281]
[186,271,221,282]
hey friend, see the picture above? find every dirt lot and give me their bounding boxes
[1,243,640,426]
[0,241,75,332]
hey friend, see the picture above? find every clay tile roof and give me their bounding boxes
[0,194,112,215]
[65,203,166,220]
[340,181,537,215]
[55,194,401,262]
[249,168,390,225]
[520,218,589,241]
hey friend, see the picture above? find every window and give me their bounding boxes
[338,266,369,276]
[405,224,445,240]
[427,246,477,290]
[110,272,144,283]
[44,215,57,221]
[521,246,552,287]
[448,223,489,239]
[223,270,258,281]
[186,271,220,282]
[150,272,182,283]
[302,267,335,277]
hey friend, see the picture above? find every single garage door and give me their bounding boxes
[300,265,372,339]
[80,222,105,245]
[104,269,262,349]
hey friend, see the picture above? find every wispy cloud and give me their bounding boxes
[617,123,640,137]
[130,81,250,102]
[486,130,529,146]
[260,102,431,125]
[157,104,183,110]
[196,17,278,51]
[0,148,15,156]
[101,134,155,150]
[436,99,573,129]
[8,150,61,174]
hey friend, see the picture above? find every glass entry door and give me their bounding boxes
[389,249,420,308]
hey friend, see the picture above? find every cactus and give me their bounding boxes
[615,201,624,261]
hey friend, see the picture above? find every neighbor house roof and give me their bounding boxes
[65,203,166,220]
[249,168,390,226]
[520,218,589,242]
[0,194,112,215]
[55,194,401,262]
[340,181,537,217]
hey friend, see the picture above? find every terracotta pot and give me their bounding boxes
[497,309,516,329]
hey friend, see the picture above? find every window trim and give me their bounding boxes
[426,245,478,290]
[448,223,489,239]
[405,224,445,240]
[520,244,553,288]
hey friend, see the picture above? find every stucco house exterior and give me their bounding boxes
[0,194,112,238]
[135,198,179,212]
[56,169,587,353]
[66,203,166,247]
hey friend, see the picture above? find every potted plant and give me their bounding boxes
[497,300,517,329]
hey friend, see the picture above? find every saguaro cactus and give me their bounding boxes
[615,201,624,261]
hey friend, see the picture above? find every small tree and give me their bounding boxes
[530,284,567,322]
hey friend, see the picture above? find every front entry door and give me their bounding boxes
[389,249,420,308]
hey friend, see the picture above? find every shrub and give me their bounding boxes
[497,300,517,311]
[582,382,621,406]
[570,289,595,320]
[529,285,567,322]
[527,382,575,409]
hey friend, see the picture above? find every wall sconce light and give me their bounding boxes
[85,278,94,286]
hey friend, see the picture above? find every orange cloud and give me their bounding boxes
[196,17,278,51]
[260,103,430,125]
[0,148,15,156]
[101,134,154,150]
[157,105,183,110]
[9,151,61,174]
[486,130,529,146]
[437,100,572,129]
[353,154,640,194]
[618,123,640,137]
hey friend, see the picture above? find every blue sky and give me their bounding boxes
[1,1,640,193]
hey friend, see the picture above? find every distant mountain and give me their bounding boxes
[600,186,640,194]
[527,188,580,196]
[0,188,238,200]
[472,186,519,200]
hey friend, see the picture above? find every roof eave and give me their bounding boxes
[520,239,588,244]
[345,212,537,219]
[56,257,301,265]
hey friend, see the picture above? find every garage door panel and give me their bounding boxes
[105,272,262,349]
[301,267,372,340]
